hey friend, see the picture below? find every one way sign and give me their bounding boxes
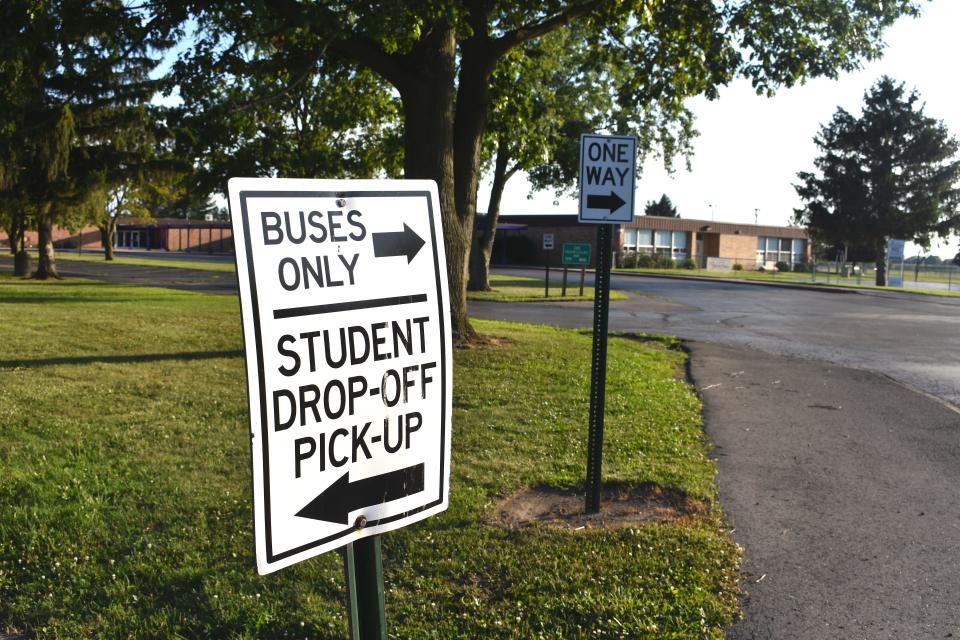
[228,178,452,575]
[578,134,637,224]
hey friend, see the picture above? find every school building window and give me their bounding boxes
[623,229,689,261]
[756,237,806,266]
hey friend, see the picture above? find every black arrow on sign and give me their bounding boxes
[295,463,425,525]
[372,223,425,263]
[586,191,626,214]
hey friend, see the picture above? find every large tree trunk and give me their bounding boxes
[11,212,30,276]
[396,24,476,344]
[5,217,15,255]
[100,221,115,260]
[449,25,497,335]
[33,215,60,279]
[875,239,887,286]
[468,137,515,291]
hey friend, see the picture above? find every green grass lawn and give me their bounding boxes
[55,251,236,273]
[468,274,628,303]
[0,275,739,639]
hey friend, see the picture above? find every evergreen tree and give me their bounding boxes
[795,77,960,286]
[0,1,173,277]
[160,192,224,221]
[644,194,678,217]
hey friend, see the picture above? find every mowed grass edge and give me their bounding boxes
[0,275,739,639]
[54,252,236,273]
[468,274,628,303]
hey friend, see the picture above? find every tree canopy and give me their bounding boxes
[644,194,678,217]
[469,23,698,290]
[794,76,960,285]
[167,0,920,341]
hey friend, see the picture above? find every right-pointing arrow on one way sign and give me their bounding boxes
[372,223,425,263]
[586,191,626,214]
[295,463,426,525]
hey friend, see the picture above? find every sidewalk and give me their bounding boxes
[689,341,960,638]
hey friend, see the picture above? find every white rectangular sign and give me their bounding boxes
[578,134,637,224]
[543,233,554,250]
[887,238,905,262]
[228,178,452,575]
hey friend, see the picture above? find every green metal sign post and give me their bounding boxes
[343,535,387,640]
[577,133,636,516]
[585,227,612,514]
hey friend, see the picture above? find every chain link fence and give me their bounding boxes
[615,251,960,292]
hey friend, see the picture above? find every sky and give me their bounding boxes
[482,0,960,258]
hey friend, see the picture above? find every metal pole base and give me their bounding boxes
[343,535,387,640]
[586,225,612,514]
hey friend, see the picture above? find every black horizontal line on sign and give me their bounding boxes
[273,293,428,319]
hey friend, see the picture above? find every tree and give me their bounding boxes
[469,27,624,291]
[85,173,184,261]
[794,77,960,286]
[0,200,34,275]
[644,194,678,217]
[469,17,701,291]
[172,1,919,342]
[160,192,226,221]
[905,254,941,265]
[0,1,173,278]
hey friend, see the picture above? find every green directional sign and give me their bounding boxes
[562,242,591,266]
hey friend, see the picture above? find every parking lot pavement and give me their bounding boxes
[0,255,238,294]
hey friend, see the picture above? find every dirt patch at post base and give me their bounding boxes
[490,483,706,530]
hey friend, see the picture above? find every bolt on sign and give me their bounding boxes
[578,134,637,224]
[228,178,452,575]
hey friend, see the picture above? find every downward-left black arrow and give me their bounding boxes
[295,463,426,525]
[372,223,425,263]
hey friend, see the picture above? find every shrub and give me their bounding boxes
[621,251,638,268]
[680,258,696,270]
[732,263,743,271]
[792,262,810,273]
[658,257,677,269]
[775,261,790,273]
[636,253,656,268]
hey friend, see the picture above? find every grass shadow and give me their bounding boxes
[0,350,243,369]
